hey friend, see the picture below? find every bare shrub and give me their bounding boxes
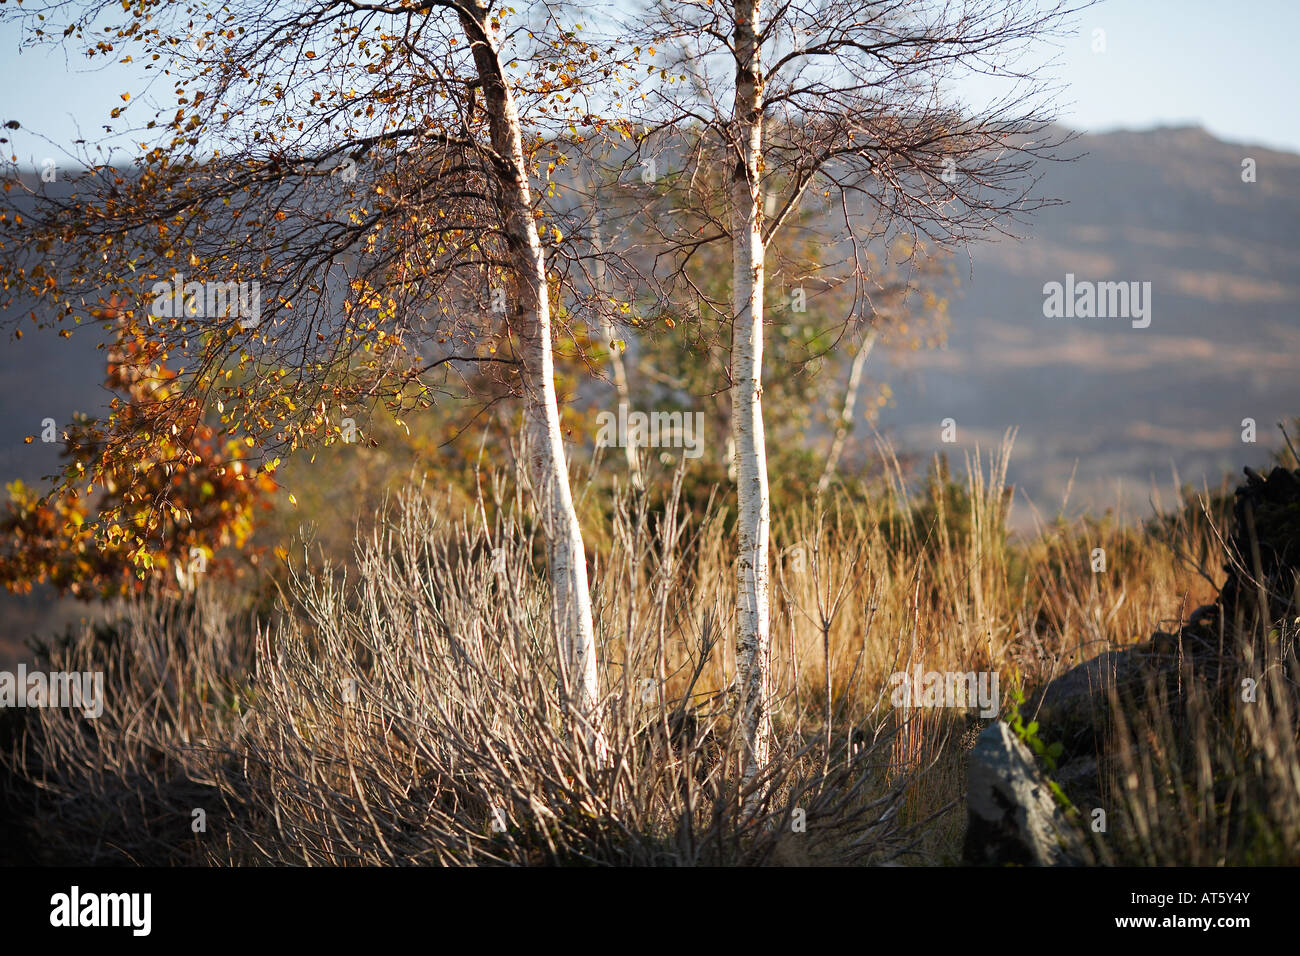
[219,477,922,864]
[4,475,927,865]
[1,592,253,864]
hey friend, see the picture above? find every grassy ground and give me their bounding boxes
[4,431,1293,866]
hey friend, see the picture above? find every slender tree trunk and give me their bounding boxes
[461,4,603,750]
[592,211,641,488]
[817,328,879,497]
[731,0,771,780]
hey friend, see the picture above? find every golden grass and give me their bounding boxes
[6,430,1267,865]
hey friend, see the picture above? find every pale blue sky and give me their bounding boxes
[1,0,1297,157]
[1047,0,1300,152]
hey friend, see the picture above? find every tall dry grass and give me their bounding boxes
[5,471,926,865]
[6,432,1284,865]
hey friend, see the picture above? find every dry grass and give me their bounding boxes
[6,432,1291,866]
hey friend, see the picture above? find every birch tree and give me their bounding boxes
[631,0,1082,777]
[818,246,950,496]
[0,0,648,749]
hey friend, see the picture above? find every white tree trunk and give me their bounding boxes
[592,212,641,488]
[518,273,602,742]
[817,328,879,496]
[461,5,604,751]
[731,0,771,780]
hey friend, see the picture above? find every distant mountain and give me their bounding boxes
[862,124,1300,523]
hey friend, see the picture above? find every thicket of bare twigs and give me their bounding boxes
[6,435,1299,866]
[3,472,930,865]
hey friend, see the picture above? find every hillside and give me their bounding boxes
[871,124,1300,519]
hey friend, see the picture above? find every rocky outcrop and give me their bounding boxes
[1218,465,1300,633]
[964,721,1082,866]
[966,463,1300,865]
